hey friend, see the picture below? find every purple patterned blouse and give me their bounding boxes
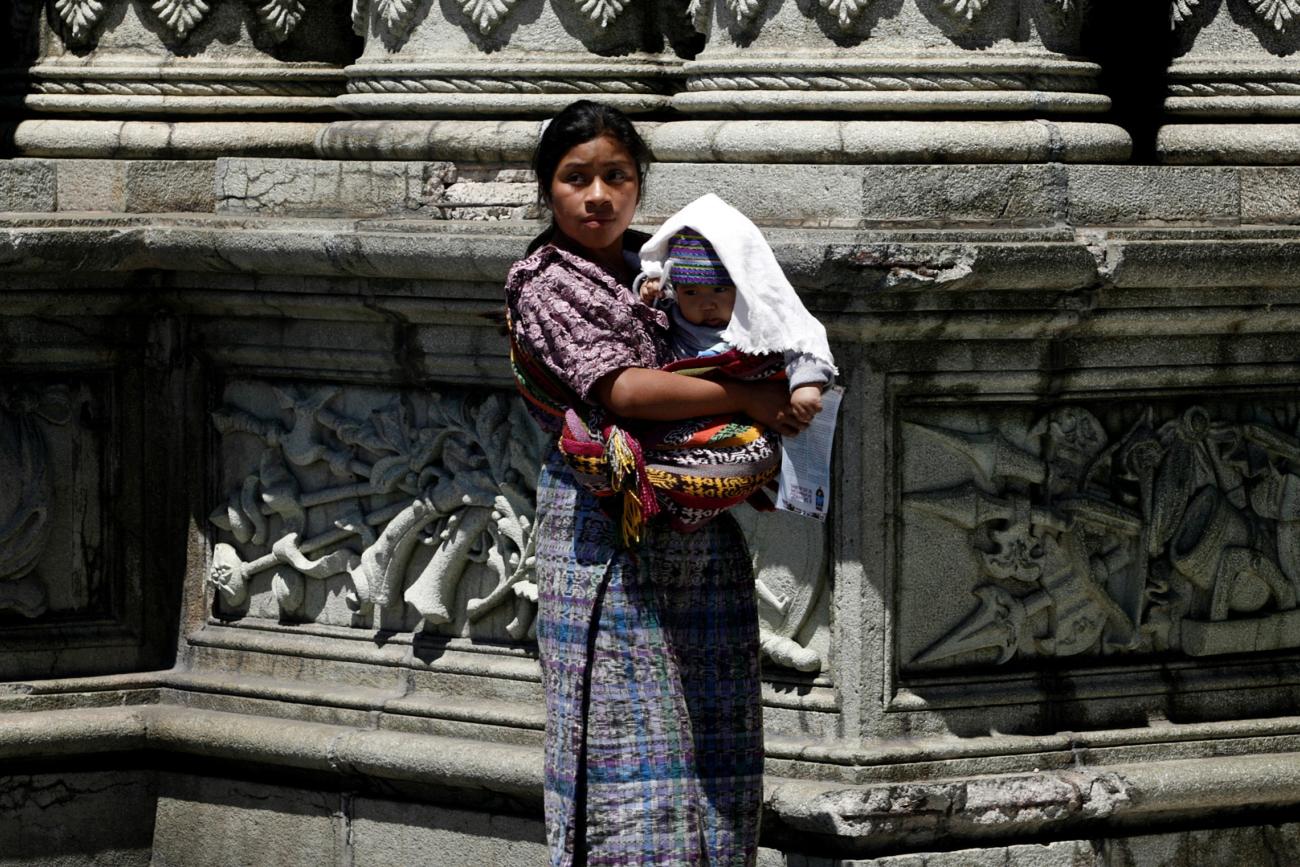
[505,242,670,405]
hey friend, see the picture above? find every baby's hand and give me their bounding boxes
[788,385,824,424]
[639,277,662,304]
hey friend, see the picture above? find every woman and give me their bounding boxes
[506,100,808,867]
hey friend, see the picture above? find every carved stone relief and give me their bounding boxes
[255,0,304,40]
[209,381,829,672]
[939,0,987,20]
[724,0,764,25]
[818,0,868,28]
[37,0,315,44]
[150,0,211,38]
[735,506,830,674]
[51,0,105,40]
[573,0,628,28]
[209,383,548,639]
[1170,0,1196,28]
[453,0,521,34]
[1171,0,1300,31]
[1251,0,1300,30]
[902,401,1300,671]
[0,383,101,622]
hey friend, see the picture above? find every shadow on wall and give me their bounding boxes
[0,0,39,155]
[1085,0,1171,164]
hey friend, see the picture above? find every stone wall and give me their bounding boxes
[5,0,1300,864]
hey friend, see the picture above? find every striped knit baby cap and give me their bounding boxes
[666,230,734,286]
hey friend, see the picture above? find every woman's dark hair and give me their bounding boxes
[532,100,649,206]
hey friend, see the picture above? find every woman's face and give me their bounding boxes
[548,134,639,261]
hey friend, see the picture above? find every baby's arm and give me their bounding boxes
[788,384,824,424]
[784,351,834,423]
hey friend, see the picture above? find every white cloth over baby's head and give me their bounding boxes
[638,193,837,374]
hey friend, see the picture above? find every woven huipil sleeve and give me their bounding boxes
[506,245,667,404]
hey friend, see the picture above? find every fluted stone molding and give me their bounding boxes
[10,0,354,116]
[1162,0,1300,163]
[679,0,1109,118]
[340,0,684,117]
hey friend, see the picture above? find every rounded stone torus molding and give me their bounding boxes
[339,0,684,116]
[13,0,353,115]
[1168,0,1300,118]
[1163,0,1300,162]
[676,0,1111,117]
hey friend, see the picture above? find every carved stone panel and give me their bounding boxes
[0,381,106,624]
[899,398,1300,675]
[209,381,550,641]
[209,379,833,674]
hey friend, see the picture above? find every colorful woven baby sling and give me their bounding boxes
[508,316,781,544]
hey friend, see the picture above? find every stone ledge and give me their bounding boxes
[6,215,1300,296]
[16,160,1300,228]
[6,702,1300,857]
[6,120,324,160]
[315,120,1130,165]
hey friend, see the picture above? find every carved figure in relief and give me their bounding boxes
[906,403,1300,666]
[210,387,546,639]
[0,386,72,619]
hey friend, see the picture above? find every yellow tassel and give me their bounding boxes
[608,428,636,491]
[622,489,644,546]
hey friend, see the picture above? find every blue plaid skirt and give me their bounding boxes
[534,450,763,867]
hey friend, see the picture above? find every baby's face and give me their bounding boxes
[675,283,736,328]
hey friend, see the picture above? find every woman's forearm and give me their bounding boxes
[594,368,748,420]
[591,367,806,437]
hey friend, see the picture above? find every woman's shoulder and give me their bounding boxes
[506,242,600,297]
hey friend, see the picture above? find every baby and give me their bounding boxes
[636,197,835,426]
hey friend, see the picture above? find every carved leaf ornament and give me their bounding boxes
[457,0,520,33]
[255,0,305,40]
[1252,0,1300,29]
[819,0,867,27]
[53,0,105,39]
[686,0,709,30]
[151,0,210,38]
[1170,0,1198,27]
[940,0,987,19]
[725,0,763,25]
[574,0,627,27]
[375,0,417,37]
